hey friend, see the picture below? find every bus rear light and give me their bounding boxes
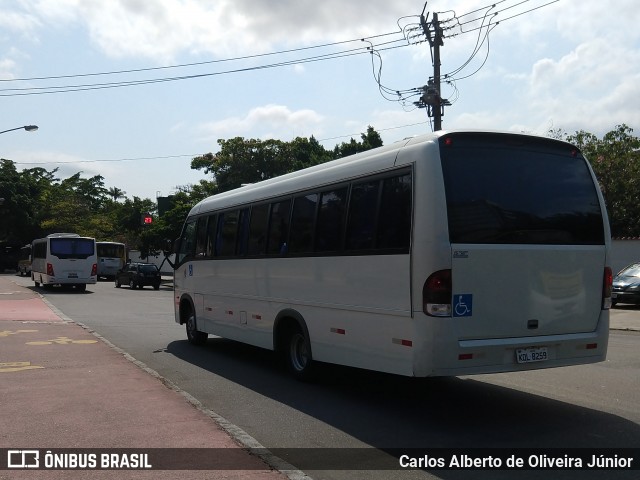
[603,266,613,310]
[91,263,97,276]
[586,343,598,350]
[46,263,54,276]
[458,353,473,360]
[423,269,452,317]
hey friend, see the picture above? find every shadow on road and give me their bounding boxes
[166,337,640,479]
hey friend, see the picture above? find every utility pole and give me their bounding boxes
[419,11,448,130]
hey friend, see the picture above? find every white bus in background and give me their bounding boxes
[173,130,612,380]
[31,233,97,292]
[96,241,126,279]
[17,244,32,276]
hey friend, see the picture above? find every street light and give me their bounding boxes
[0,125,38,135]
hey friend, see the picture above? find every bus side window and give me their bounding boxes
[289,193,318,254]
[205,214,217,258]
[377,173,412,251]
[248,204,270,256]
[195,216,209,258]
[267,199,291,255]
[346,179,381,251]
[177,219,197,265]
[316,187,348,252]
[216,210,239,257]
[237,208,250,256]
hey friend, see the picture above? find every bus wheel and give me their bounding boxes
[76,284,86,292]
[186,313,208,346]
[129,280,136,289]
[286,326,314,381]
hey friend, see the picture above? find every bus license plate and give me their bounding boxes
[516,347,548,364]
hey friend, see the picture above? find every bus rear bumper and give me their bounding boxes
[429,314,610,377]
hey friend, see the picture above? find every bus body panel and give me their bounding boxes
[176,254,414,375]
[450,245,606,339]
[412,310,609,377]
[174,130,611,378]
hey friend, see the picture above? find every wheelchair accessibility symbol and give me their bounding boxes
[453,294,473,317]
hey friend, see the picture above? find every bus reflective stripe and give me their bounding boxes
[330,328,346,335]
[392,338,412,347]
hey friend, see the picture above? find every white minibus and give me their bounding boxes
[96,241,127,279]
[173,130,612,379]
[31,233,97,292]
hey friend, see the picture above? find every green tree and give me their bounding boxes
[192,138,296,193]
[191,127,384,194]
[0,160,58,244]
[565,125,640,237]
[108,187,126,202]
[332,125,383,158]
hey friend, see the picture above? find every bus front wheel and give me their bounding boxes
[186,313,208,346]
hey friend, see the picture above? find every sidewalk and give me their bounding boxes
[0,275,295,479]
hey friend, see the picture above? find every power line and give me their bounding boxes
[0,32,402,83]
[0,33,410,97]
[406,0,560,129]
[11,121,431,166]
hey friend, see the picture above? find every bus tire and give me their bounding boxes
[76,284,86,292]
[186,312,208,346]
[285,324,315,381]
[129,279,136,289]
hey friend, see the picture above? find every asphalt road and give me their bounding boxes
[10,275,640,480]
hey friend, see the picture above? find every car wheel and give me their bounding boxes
[153,284,160,290]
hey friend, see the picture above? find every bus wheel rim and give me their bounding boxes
[290,332,309,371]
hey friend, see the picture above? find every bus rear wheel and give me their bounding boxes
[186,313,208,346]
[285,326,314,381]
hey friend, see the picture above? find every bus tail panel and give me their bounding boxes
[450,245,606,340]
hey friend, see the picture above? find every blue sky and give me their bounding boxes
[1,0,639,200]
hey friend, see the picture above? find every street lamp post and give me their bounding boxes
[0,125,37,207]
[0,125,38,135]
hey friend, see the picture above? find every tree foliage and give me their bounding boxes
[559,124,640,237]
[5,123,638,269]
[0,127,385,266]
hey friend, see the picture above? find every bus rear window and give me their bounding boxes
[50,238,95,259]
[440,134,605,245]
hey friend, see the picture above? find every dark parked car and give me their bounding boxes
[115,263,161,290]
[612,262,640,306]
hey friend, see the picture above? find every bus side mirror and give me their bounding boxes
[172,238,181,255]
[163,238,172,253]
